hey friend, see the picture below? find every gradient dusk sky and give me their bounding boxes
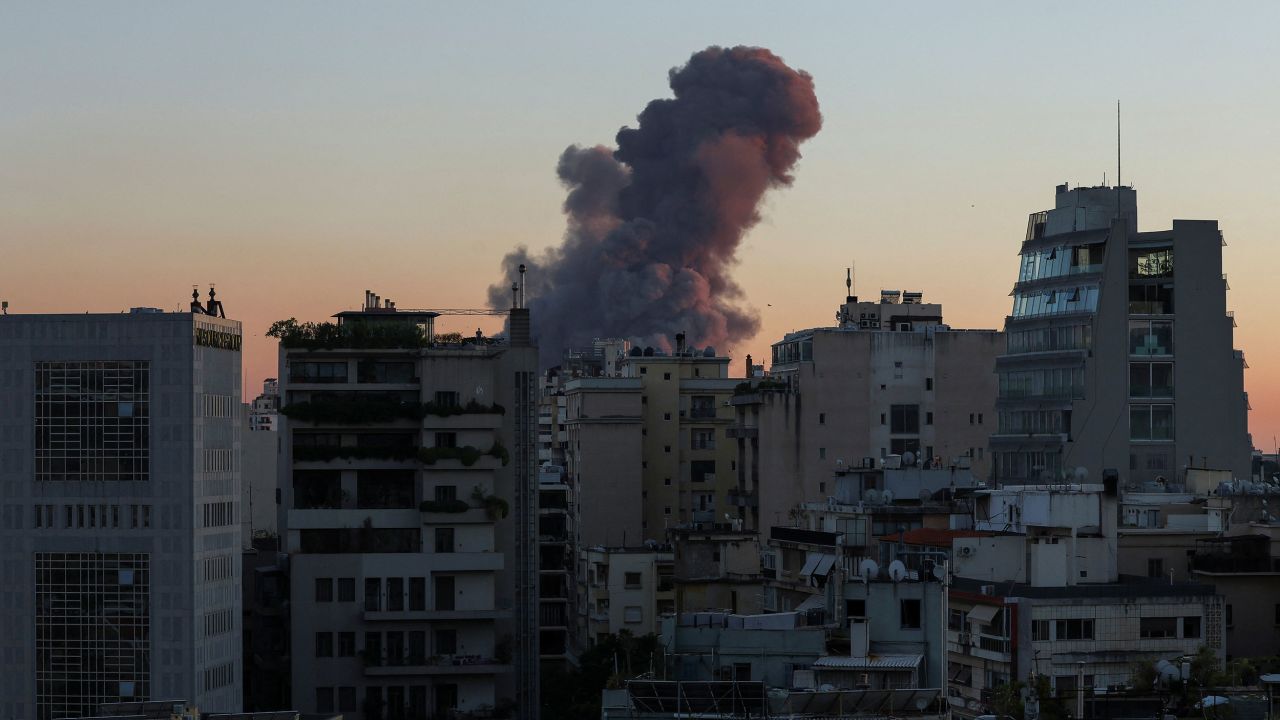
[4,2,1279,447]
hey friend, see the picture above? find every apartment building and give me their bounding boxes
[249,378,280,432]
[277,293,538,720]
[733,289,1001,533]
[0,300,244,719]
[992,184,1250,485]
[537,464,578,665]
[565,335,740,546]
[583,547,675,644]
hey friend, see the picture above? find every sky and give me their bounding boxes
[3,2,1279,446]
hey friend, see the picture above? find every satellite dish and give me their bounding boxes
[932,562,947,581]
[882,489,894,504]
[902,451,915,466]
[864,489,883,505]
[888,560,908,582]
[858,558,879,582]
[1074,466,1089,481]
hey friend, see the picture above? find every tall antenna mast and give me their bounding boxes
[1116,100,1121,188]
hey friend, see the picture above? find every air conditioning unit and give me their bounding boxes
[980,584,996,596]
[957,545,975,558]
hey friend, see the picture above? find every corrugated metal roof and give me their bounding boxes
[812,654,923,669]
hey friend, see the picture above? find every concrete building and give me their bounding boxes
[565,337,740,546]
[732,289,1001,533]
[537,464,578,665]
[0,300,244,719]
[248,379,279,432]
[277,291,538,720]
[583,547,675,644]
[992,184,1251,485]
[1190,524,1280,659]
[240,403,278,548]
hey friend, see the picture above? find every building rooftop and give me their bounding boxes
[812,654,923,670]
[875,528,997,546]
[951,575,1218,600]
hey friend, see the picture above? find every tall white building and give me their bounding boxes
[0,302,244,720]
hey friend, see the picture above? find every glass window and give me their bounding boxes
[900,599,922,629]
[387,577,404,612]
[1129,320,1173,356]
[35,361,150,482]
[409,577,426,611]
[337,577,355,602]
[315,578,333,602]
[1131,247,1174,278]
[890,405,919,434]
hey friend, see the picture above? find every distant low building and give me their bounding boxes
[583,547,675,643]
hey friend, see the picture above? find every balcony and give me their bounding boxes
[364,607,511,622]
[727,490,758,508]
[420,507,492,525]
[364,655,509,677]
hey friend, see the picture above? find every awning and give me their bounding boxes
[799,553,822,577]
[813,554,837,577]
[966,604,999,624]
[950,664,973,684]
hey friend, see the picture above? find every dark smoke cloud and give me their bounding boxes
[489,46,822,366]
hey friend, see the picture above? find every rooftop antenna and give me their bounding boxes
[1116,100,1122,188]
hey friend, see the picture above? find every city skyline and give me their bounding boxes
[4,2,1279,444]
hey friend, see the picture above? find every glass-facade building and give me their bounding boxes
[991,184,1250,486]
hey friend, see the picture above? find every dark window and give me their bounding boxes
[1032,620,1050,641]
[1226,604,1233,627]
[691,460,716,483]
[337,577,355,602]
[900,599,921,629]
[948,609,964,631]
[819,413,825,424]
[434,391,460,408]
[846,599,866,617]
[663,372,671,380]
[338,632,356,657]
[925,412,933,425]
[387,577,404,612]
[409,631,426,664]
[1140,617,1178,639]
[35,361,151,482]
[1147,558,1164,578]
[434,432,457,448]
[358,360,415,384]
[434,485,457,503]
[435,528,455,553]
[338,687,357,712]
[316,687,335,714]
[357,470,415,509]
[926,377,933,391]
[291,361,347,384]
[1130,362,1174,398]
[890,405,919,434]
[625,572,642,589]
[315,577,333,602]
[891,438,920,456]
[410,577,426,611]
[1054,618,1094,640]
[364,578,381,611]
[435,628,457,655]
[690,396,716,419]
[315,632,333,658]
[1183,616,1201,639]
[1130,320,1173,356]
[435,575,455,611]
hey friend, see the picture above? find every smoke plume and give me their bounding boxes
[489,46,822,366]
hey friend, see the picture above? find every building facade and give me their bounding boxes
[583,547,675,644]
[248,379,280,432]
[734,289,1001,533]
[992,184,1251,485]
[277,295,538,719]
[0,307,244,719]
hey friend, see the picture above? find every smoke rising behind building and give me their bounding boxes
[489,45,822,366]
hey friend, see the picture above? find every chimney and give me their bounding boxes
[509,308,531,346]
[675,332,686,355]
[364,290,372,310]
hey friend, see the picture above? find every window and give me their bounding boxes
[1032,620,1050,641]
[409,631,426,664]
[1054,618,1094,640]
[690,396,716,419]
[434,391,460,408]
[435,528,455,553]
[1130,320,1173,356]
[926,377,933,391]
[819,448,826,460]
[291,361,347,384]
[315,578,334,602]
[664,506,671,516]
[663,372,671,380]
[316,687,335,714]
[926,412,933,425]
[890,405,919,434]
[819,413,826,424]
[625,572,642,589]
[1130,404,1174,441]
[358,360,415,384]
[663,412,671,421]
[691,460,716,483]
[900,599,921,629]
[435,628,457,655]
[36,361,150,482]
[624,606,643,624]
[364,578,381,611]
[1225,604,1233,628]
[1129,281,1174,315]
[1131,247,1174,278]
[664,445,671,453]
[435,575,455,611]
[846,599,866,618]
[1140,617,1178,639]
[1130,362,1174,398]
[338,687,357,713]
[410,577,426,611]
[338,632,356,657]
[434,432,457,449]
[338,577,355,602]
[1147,558,1164,578]
[387,577,404,612]
[948,609,964,631]
[692,429,716,450]
[315,632,334,658]
[1183,616,1202,639]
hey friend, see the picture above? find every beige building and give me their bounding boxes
[583,547,674,644]
[278,292,539,719]
[565,336,741,546]
[733,290,1001,532]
